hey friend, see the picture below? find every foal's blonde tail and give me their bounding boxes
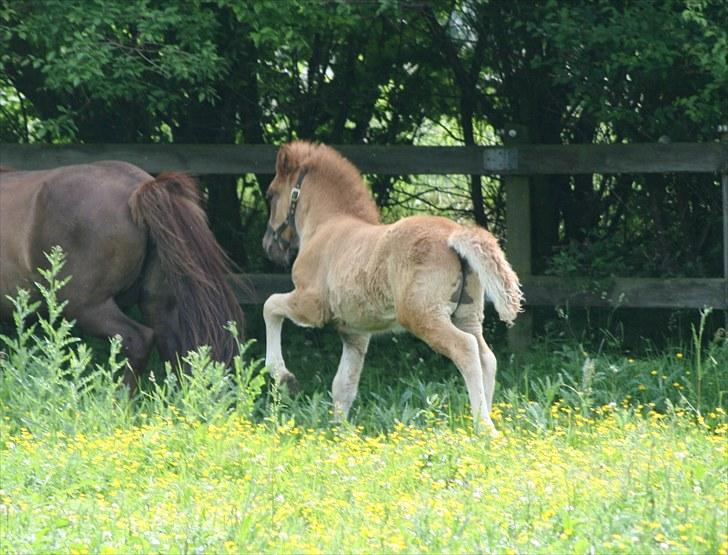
[448,227,524,326]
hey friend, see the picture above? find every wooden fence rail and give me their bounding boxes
[3,141,727,324]
[3,142,727,175]
[237,274,726,309]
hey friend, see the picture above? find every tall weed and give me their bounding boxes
[0,248,131,435]
[0,247,266,436]
[141,326,266,425]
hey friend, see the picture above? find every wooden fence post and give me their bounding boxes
[720,124,728,328]
[503,124,533,350]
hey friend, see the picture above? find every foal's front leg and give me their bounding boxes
[263,290,329,393]
[263,292,301,393]
[332,332,370,422]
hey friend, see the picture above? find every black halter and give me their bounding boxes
[268,168,308,253]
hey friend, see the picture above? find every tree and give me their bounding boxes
[1,0,437,263]
[2,0,726,277]
[418,0,727,275]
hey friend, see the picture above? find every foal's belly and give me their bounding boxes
[334,312,404,334]
[325,251,405,334]
[330,295,403,334]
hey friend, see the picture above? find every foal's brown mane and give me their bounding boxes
[288,141,380,224]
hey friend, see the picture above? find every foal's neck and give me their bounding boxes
[297,174,380,242]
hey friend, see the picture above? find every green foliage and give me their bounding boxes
[0,247,132,435]
[546,229,631,277]
[236,303,728,435]
[0,247,266,436]
[2,0,725,275]
[2,248,724,440]
[1,0,430,145]
[1,1,226,141]
[143,324,266,425]
[538,0,728,141]
[2,407,725,553]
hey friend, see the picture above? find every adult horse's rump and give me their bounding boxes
[262,142,523,433]
[0,161,244,390]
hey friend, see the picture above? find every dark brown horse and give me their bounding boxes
[0,161,245,391]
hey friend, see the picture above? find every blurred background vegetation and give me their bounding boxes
[2,0,727,345]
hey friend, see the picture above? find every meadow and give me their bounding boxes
[1,251,727,554]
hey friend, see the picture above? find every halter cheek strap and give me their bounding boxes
[268,167,308,252]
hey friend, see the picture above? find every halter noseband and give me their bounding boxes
[268,167,309,253]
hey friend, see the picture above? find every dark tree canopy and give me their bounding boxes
[2,0,726,275]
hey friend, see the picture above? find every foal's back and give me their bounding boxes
[308,213,465,333]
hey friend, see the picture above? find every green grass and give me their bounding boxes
[2,408,726,554]
[1,248,727,554]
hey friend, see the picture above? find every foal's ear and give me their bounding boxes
[276,145,297,176]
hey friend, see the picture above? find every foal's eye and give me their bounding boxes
[266,189,275,201]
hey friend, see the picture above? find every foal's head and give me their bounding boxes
[263,143,309,267]
[263,141,380,266]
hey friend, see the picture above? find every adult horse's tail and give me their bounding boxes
[129,172,245,365]
[448,227,524,326]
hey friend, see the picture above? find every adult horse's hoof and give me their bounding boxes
[280,373,301,396]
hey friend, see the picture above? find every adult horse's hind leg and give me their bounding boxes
[400,308,496,434]
[331,332,370,421]
[71,299,154,393]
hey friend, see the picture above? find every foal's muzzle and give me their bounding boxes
[263,224,297,268]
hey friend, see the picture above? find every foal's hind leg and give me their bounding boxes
[455,317,497,413]
[453,271,498,413]
[71,299,154,393]
[400,309,496,434]
[477,336,497,413]
[331,332,370,421]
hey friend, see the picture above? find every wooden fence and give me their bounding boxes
[3,137,727,345]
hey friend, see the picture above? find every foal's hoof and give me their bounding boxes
[486,427,501,439]
[474,419,500,438]
[279,374,301,396]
